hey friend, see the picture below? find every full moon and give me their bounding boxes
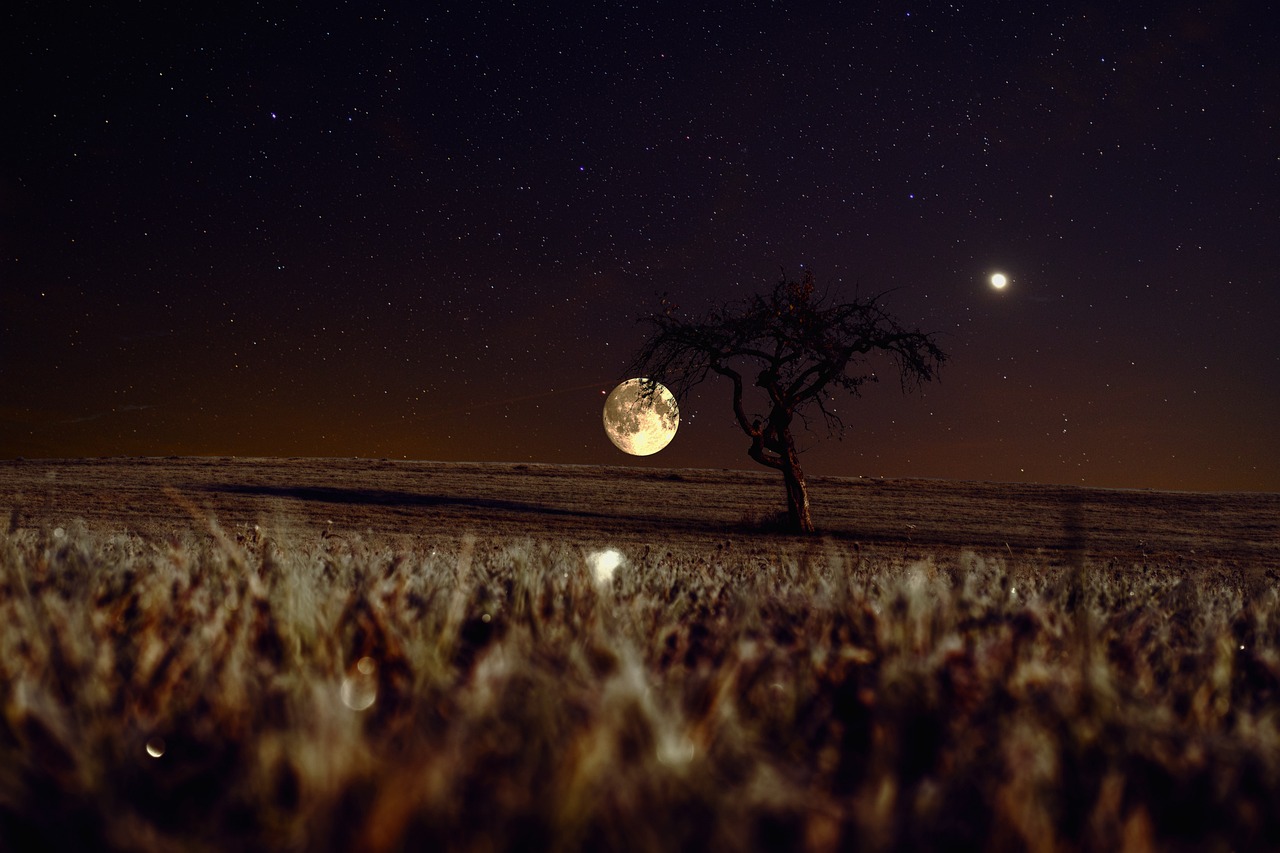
[603,378,679,456]
[990,273,1009,289]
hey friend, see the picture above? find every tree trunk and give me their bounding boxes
[781,453,814,534]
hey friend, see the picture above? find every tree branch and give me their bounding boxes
[709,361,760,439]
[625,270,946,475]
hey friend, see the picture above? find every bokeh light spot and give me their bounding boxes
[588,548,624,584]
[341,658,378,711]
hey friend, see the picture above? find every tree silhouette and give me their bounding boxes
[627,270,946,533]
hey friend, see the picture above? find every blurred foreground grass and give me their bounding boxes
[2,520,1279,851]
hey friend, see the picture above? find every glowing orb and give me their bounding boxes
[603,378,679,455]
[656,732,697,766]
[990,273,1008,289]
[587,548,624,584]
[341,657,378,711]
[145,737,166,758]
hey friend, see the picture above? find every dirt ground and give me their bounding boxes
[2,457,1276,569]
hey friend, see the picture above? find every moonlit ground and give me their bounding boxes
[4,515,1280,851]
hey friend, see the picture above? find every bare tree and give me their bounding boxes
[627,270,946,533]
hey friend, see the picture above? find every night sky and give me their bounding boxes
[5,2,1278,491]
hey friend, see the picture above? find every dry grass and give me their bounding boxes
[3,513,1280,852]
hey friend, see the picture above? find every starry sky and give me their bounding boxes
[5,1,1278,491]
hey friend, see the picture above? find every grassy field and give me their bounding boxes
[2,459,1279,851]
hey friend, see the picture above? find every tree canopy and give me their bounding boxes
[627,270,946,532]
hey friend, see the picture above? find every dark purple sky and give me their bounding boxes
[4,2,1278,491]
